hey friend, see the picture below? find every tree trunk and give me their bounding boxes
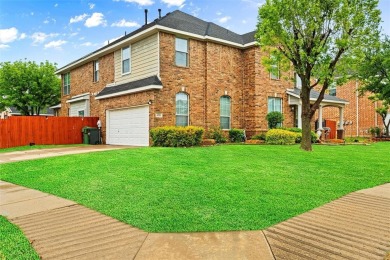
[300,84,313,151]
[382,114,390,137]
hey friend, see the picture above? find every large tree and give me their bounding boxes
[0,60,61,115]
[358,36,390,136]
[256,0,381,151]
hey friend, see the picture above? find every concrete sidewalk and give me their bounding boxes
[1,181,389,259]
[0,145,133,164]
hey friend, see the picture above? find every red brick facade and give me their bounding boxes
[322,81,381,137]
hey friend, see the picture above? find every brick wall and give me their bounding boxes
[322,80,380,137]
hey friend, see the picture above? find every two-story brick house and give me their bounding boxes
[57,10,348,146]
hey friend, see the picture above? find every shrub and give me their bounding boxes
[229,128,246,143]
[266,112,284,129]
[207,126,227,143]
[251,133,267,141]
[150,126,204,147]
[279,127,317,143]
[266,129,297,145]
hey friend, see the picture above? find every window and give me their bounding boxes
[175,38,188,67]
[122,46,131,74]
[176,92,189,126]
[93,60,99,82]
[63,72,70,95]
[295,73,302,89]
[78,110,85,117]
[270,55,280,80]
[329,83,336,96]
[268,97,282,113]
[220,96,231,129]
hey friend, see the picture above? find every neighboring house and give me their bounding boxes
[56,10,348,146]
[322,81,389,137]
[0,106,55,118]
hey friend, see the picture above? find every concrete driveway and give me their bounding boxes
[0,145,134,164]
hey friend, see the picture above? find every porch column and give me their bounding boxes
[318,105,323,130]
[337,106,345,139]
[297,102,302,129]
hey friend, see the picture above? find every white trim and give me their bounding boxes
[66,93,90,103]
[95,84,162,100]
[157,32,160,78]
[56,24,256,74]
[50,104,61,109]
[121,45,131,75]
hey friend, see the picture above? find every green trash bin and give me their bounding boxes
[82,127,90,144]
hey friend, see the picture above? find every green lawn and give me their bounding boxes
[0,143,389,232]
[0,144,87,153]
[0,216,39,260]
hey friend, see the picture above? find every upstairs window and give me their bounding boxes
[122,46,131,74]
[270,55,280,80]
[63,72,70,95]
[176,92,189,126]
[93,60,99,82]
[329,82,336,96]
[220,96,231,130]
[175,38,188,67]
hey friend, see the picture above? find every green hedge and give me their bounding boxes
[207,126,227,143]
[266,129,297,145]
[150,126,204,147]
[278,127,318,143]
[229,129,246,143]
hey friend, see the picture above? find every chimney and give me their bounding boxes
[144,9,148,25]
[158,9,161,19]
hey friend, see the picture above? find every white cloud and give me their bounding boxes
[44,40,67,49]
[113,0,154,6]
[54,3,58,7]
[70,14,88,24]
[89,3,95,9]
[0,27,18,44]
[19,33,27,40]
[241,0,264,7]
[242,20,247,24]
[218,16,231,24]
[69,32,79,37]
[44,20,49,24]
[161,0,185,7]
[0,44,10,49]
[216,11,222,16]
[31,32,59,45]
[30,12,34,16]
[111,19,140,28]
[85,13,107,27]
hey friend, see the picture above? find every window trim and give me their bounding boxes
[121,46,131,75]
[93,60,99,82]
[63,72,70,96]
[175,37,189,67]
[175,92,189,126]
[220,95,231,130]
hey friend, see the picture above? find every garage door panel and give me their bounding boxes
[107,106,149,146]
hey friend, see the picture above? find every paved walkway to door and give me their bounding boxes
[1,180,389,259]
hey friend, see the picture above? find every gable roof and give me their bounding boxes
[57,10,256,74]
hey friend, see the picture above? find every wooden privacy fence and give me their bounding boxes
[0,116,99,149]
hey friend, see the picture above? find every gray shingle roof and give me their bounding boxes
[96,75,162,98]
[287,88,349,104]
[57,11,256,72]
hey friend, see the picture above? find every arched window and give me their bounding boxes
[176,92,189,126]
[220,96,231,129]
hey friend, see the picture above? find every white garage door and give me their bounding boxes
[106,106,149,146]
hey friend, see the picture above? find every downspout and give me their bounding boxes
[356,80,359,136]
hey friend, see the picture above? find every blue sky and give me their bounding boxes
[0,0,389,68]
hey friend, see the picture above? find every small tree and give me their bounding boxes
[266,111,284,129]
[0,60,61,115]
